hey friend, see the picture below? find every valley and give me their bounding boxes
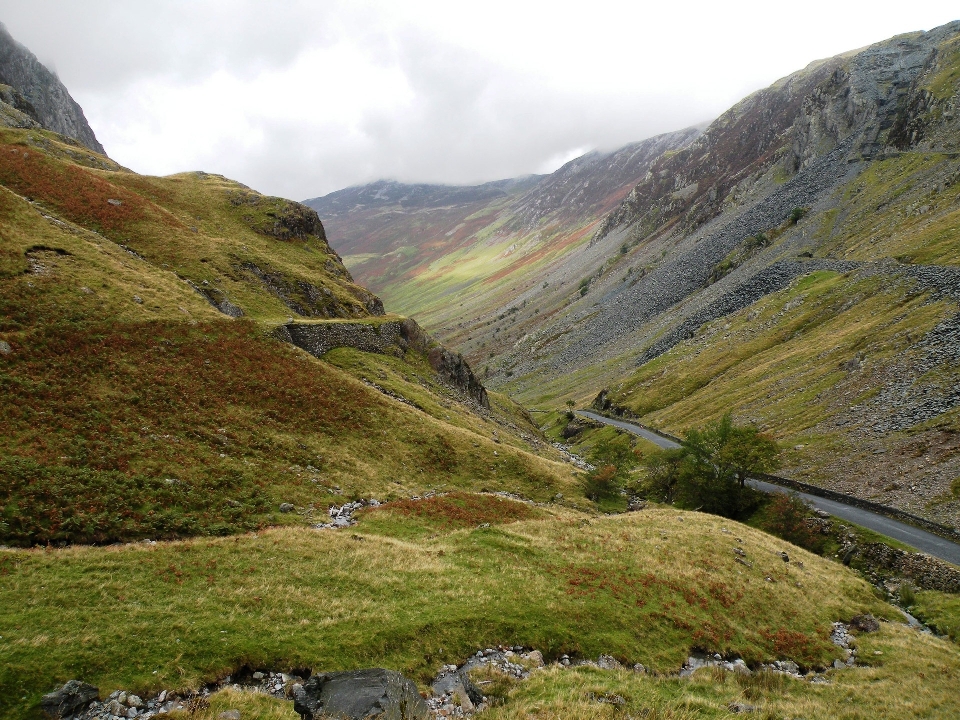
[2,16,960,720]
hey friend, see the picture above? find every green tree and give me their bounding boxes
[583,434,641,506]
[642,447,687,504]
[642,413,780,519]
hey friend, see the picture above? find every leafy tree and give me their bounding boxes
[642,413,780,519]
[642,447,687,504]
[583,433,641,505]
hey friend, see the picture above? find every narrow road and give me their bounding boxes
[577,410,960,566]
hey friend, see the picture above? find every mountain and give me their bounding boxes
[499,21,960,530]
[306,127,701,367]
[0,124,574,548]
[3,23,960,720]
[315,21,960,531]
[0,22,105,153]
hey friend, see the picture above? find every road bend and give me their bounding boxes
[577,410,960,566]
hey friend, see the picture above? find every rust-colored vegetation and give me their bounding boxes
[0,144,167,237]
[368,491,536,529]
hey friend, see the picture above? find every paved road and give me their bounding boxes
[577,410,960,566]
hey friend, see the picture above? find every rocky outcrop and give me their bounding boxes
[240,261,384,318]
[41,680,99,719]
[292,668,429,720]
[0,82,42,129]
[427,346,489,409]
[277,318,490,408]
[0,23,105,153]
[230,191,330,243]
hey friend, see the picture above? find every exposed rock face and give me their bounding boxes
[427,345,489,409]
[230,191,330,243]
[240,261,384,318]
[499,21,960,384]
[40,680,99,718]
[292,668,429,720]
[277,318,490,408]
[0,23,105,153]
[0,82,41,129]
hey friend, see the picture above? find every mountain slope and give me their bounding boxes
[490,21,960,528]
[0,124,577,546]
[311,21,960,529]
[0,22,104,153]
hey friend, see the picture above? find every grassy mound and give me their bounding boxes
[0,316,572,545]
[0,501,891,719]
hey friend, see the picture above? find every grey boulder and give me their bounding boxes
[293,668,428,720]
[40,680,99,718]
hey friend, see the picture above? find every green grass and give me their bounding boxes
[0,315,575,545]
[911,590,960,642]
[0,501,891,719]
[0,128,578,546]
[0,128,376,324]
[823,152,960,266]
[480,623,960,719]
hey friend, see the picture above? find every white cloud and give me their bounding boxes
[1,0,958,199]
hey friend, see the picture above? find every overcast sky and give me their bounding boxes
[2,1,958,200]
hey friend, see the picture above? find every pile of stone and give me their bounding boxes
[312,499,381,529]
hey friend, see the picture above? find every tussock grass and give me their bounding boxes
[0,316,574,544]
[824,152,960,266]
[0,504,889,718]
[912,590,960,642]
[167,688,298,720]
[0,127,375,323]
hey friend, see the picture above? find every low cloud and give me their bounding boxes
[2,1,958,199]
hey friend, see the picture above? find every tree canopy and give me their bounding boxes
[643,413,780,518]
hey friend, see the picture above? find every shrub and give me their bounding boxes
[583,434,641,506]
[756,492,826,553]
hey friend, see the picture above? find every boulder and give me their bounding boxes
[849,614,881,633]
[431,670,484,707]
[40,680,99,718]
[293,668,429,720]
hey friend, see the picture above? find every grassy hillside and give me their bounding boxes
[490,26,960,528]
[0,126,576,546]
[0,497,896,719]
[573,265,960,527]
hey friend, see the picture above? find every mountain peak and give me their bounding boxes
[0,22,105,154]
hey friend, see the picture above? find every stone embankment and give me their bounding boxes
[276,318,490,408]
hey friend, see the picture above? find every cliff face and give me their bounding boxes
[0,23,105,153]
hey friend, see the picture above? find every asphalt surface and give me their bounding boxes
[577,410,960,566]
